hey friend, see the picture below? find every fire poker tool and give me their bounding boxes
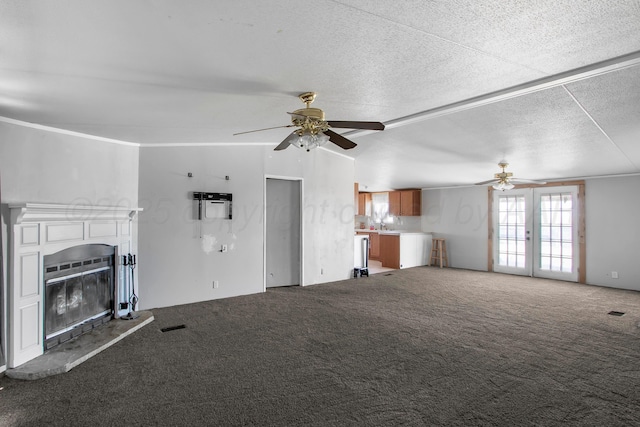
[122,253,140,320]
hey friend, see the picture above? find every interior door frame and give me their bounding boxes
[263,175,304,291]
[0,173,4,369]
[487,180,586,283]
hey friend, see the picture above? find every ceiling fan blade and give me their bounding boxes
[274,132,299,151]
[327,120,385,131]
[325,129,357,150]
[233,124,294,136]
[510,178,548,184]
[474,179,500,185]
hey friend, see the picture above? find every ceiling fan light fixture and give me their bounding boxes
[493,181,515,191]
[476,160,544,189]
[294,131,330,151]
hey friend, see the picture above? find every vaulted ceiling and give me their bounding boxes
[2,1,640,190]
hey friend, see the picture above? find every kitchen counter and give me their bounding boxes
[378,232,432,269]
[355,230,431,235]
[379,231,431,235]
[355,231,431,267]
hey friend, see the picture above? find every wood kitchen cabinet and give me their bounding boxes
[379,234,401,268]
[369,232,380,260]
[357,192,372,216]
[389,190,421,216]
[400,190,421,216]
[388,191,401,217]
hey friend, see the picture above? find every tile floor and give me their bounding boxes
[368,259,396,275]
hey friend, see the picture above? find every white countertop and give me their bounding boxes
[355,230,431,235]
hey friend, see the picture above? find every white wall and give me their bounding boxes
[422,186,489,271]
[0,121,140,369]
[0,123,139,205]
[585,175,640,291]
[138,145,355,310]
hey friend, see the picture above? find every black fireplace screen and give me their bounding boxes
[43,244,115,349]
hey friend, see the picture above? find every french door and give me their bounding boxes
[493,186,580,282]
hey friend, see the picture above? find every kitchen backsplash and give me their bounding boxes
[355,215,422,231]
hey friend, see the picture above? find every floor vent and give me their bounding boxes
[161,324,186,332]
[608,311,625,316]
[384,273,393,276]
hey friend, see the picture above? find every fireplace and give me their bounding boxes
[7,203,141,368]
[43,244,116,350]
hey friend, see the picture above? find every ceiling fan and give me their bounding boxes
[234,92,385,151]
[475,160,547,191]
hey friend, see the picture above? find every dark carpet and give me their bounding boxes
[2,267,640,426]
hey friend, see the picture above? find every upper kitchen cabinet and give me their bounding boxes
[389,191,401,216]
[389,190,421,216]
[400,190,421,216]
[357,192,372,216]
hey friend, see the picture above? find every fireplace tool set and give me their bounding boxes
[121,253,139,320]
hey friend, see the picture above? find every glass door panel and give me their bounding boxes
[493,189,532,276]
[533,186,579,281]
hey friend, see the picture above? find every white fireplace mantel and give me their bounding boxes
[7,203,141,368]
[10,202,140,224]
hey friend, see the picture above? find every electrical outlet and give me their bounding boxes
[213,280,219,289]
[321,268,324,275]
[221,244,228,252]
[611,271,619,279]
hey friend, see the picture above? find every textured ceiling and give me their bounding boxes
[2,0,640,189]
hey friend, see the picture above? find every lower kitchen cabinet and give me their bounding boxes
[379,234,401,269]
[379,233,431,269]
[369,232,380,260]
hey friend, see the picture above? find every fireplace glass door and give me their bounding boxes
[45,267,112,339]
[43,244,116,349]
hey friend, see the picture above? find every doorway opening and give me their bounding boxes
[264,177,303,289]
